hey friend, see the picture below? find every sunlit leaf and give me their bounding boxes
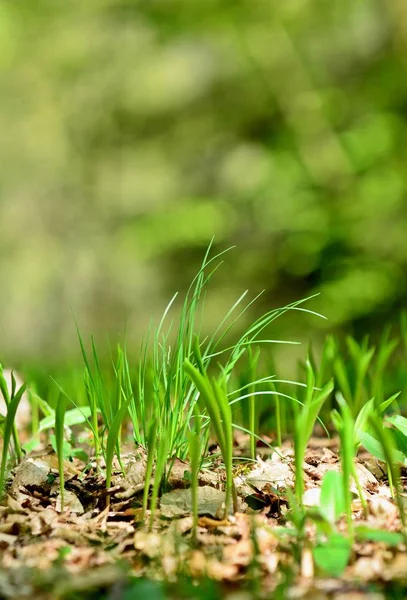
[313,533,351,576]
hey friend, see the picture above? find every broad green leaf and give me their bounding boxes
[39,407,93,432]
[356,526,404,546]
[359,431,406,464]
[271,526,298,538]
[313,533,351,577]
[50,434,72,459]
[390,428,407,457]
[368,414,406,530]
[319,470,346,524]
[30,393,54,418]
[387,414,407,437]
[354,393,399,448]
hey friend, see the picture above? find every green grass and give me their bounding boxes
[1,244,407,595]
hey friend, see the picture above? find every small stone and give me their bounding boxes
[11,457,53,494]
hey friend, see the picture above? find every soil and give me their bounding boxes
[0,437,406,600]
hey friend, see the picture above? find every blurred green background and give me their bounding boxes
[1,0,407,368]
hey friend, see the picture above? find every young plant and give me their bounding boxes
[318,470,347,526]
[341,337,375,416]
[149,433,169,531]
[353,392,399,449]
[70,325,134,481]
[76,330,104,461]
[293,358,333,504]
[286,472,352,578]
[272,379,284,447]
[366,414,406,536]
[184,337,237,518]
[105,397,131,503]
[0,365,23,463]
[247,347,260,460]
[140,417,170,530]
[371,326,399,406]
[28,384,40,438]
[142,419,158,522]
[331,393,363,535]
[0,371,26,497]
[188,408,202,541]
[313,529,352,578]
[54,394,68,511]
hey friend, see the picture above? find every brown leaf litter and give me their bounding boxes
[0,438,406,599]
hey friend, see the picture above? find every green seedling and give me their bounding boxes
[239,347,261,459]
[314,335,337,390]
[366,414,406,536]
[344,337,375,416]
[0,375,26,497]
[355,526,404,546]
[28,385,40,437]
[353,392,399,448]
[55,395,68,511]
[386,414,407,437]
[247,347,260,460]
[142,419,158,521]
[65,325,135,480]
[358,431,405,465]
[248,516,262,597]
[149,433,169,531]
[293,358,333,504]
[141,417,170,530]
[358,411,407,468]
[0,365,23,463]
[185,337,237,518]
[76,329,105,462]
[105,397,131,501]
[188,408,202,542]
[325,333,399,423]
[285,488,307,547]
[318,470,347,525]
[371,327,399,406]
[287,474,352,578]
[313,532,351,577]
[39,406,93,433]
[334,392,371,526]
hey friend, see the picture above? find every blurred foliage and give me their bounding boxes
[1,0,407,365]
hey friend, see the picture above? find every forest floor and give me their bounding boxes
[0,435,406,600]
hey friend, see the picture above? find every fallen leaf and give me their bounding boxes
[11,457,54,493]
[55,491,84,514]
[302,487,321,507]
[160,486,230,519]
[245,454,294,491]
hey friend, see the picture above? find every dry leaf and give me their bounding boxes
[160,486,230,519]
[56,491,84,514]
